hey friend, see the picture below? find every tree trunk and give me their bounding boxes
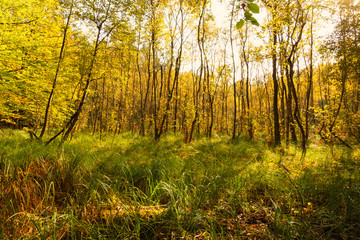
[39,5,72,139]
[272,29,281,146]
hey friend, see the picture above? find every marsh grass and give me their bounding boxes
[0,129,359,239]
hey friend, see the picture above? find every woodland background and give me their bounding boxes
[1,0,359,148]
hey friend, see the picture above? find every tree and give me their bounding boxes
[262,0,281,146]
[185,0,208,143]
[0,0,67,129]
[278,0,308,153]
[317,0,359,146]
[38,1,74,140]
[47,0,124,144]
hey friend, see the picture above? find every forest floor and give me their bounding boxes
[0,129,359,239]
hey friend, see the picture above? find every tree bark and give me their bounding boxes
[272,29,281,146]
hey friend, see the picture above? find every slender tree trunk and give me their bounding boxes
[173,78,179,132]
[230,0,237,139]
[186,0,206,143]
[305,16,313,141]
[243,25,253,140]
[272,29,281,146]
[136,32,146,136]
[39,5,73,139]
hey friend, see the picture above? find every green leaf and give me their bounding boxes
[247,3,260,14]
[251,20,260,26]
[236,19,245,29]
[244,10,252,19]
[247,16,260,26]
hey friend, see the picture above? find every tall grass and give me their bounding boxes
[0,129,359,239]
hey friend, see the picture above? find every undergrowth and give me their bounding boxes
[0,129,359,239]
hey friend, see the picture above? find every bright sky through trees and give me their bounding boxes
[212,0,228,25]
[211,0,360,39]
[211,0,264,27]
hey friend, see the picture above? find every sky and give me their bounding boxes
[211,0,229,26]
[211,0,360,26]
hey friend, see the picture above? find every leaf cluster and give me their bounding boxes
[236,0,260,29]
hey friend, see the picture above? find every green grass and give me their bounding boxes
[0,129,359,239]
